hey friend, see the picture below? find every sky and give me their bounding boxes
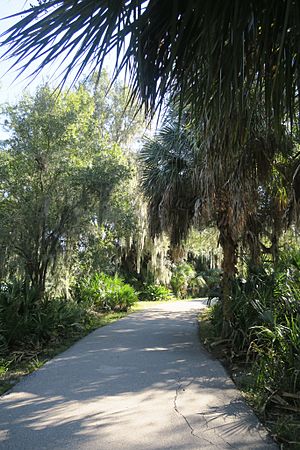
[0,3,156,138]
[0,1,123,138]
[0,1,119,105]
[0,1,37,104]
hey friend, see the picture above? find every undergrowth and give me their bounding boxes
[199,251,300,449]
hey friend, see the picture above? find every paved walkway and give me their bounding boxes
[0,300,277,449]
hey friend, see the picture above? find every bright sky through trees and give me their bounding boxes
[0,1,34,104]
[0,1,120,105]
[0,1,119,139]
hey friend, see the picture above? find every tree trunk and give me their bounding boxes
[219,228,238,337]
[271,233,279,264]
[31,266,47,302]
[248,236,261,273]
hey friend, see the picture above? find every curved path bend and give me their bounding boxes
[0,300,277,450]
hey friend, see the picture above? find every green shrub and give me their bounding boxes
[97,275,138,311]
[73,273,102,305]
[34,297,87,341]
[189,275,208,297]
[139,284,173,301]
[0,280,87,355]
[209,252,300,396]
[0,280,35,351]
[74,273,138,311]
[170,262,196,298]
[195,269,222,298]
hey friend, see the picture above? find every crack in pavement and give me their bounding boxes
[173,379,224,449]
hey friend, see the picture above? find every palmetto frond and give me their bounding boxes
[1,1,300,128]
[141,102,294,250]
[139,122,198,245]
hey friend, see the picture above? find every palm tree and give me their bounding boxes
[139,116,243,334]
[140,117,197,247]
[1,1,300,132]
[3,1,298,334]
[140,107,293,335]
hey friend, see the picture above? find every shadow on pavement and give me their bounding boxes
[0,301,276,449]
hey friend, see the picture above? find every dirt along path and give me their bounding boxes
[0,300,277,449]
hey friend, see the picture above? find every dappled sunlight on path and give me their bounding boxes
[0,300,277,449]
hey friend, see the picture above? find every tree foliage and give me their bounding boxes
[0,80,137,298]
[139,106,296,333]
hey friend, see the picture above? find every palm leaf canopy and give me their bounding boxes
[1,0,300,128]
[139,101,294,247]
[139,120,198,245]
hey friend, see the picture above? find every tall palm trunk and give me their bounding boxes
[219,226,238,337]
[247,229,262,273]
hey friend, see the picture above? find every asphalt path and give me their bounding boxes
[0,300,277,449]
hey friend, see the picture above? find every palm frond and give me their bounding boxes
[139,120,198,244]
[1,1,300,128]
